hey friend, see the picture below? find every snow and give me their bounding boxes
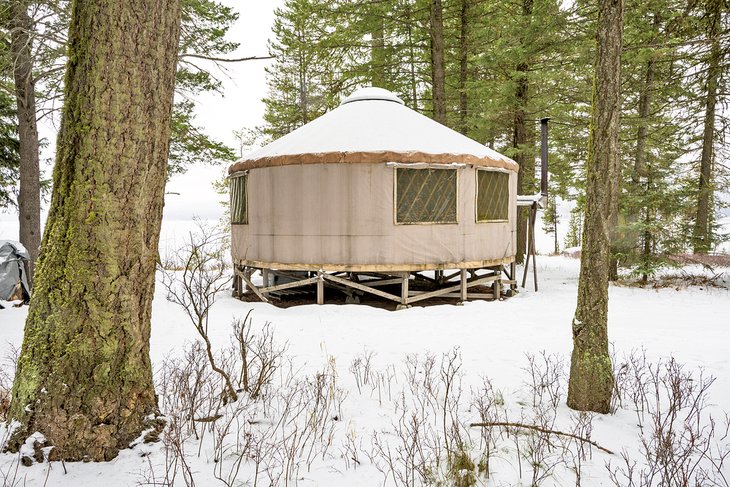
[238,87,515,166]
[0,256,728,485]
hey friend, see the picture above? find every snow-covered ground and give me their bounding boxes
[0,256,728,486]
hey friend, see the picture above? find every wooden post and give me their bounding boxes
[232,267,241,297]
[460,268,468,302]
[317,269,324,305]
[401,272,410,306]
[262,268,270,299]
[531,203,539,291]
[521,202,539,291]
[493,266,502,299]
[244,267,252,293]
[510,262,517,292]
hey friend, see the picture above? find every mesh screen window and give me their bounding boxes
[476,170,509,222]
[396,168,457,224]
[230,174,248,225]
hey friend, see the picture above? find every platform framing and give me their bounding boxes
[233,261,518,307]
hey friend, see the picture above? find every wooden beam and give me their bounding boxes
[323,273,402,302]
[259,276,319,294]
[407,274,499,304]
[235,269,270,303]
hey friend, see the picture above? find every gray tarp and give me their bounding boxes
[0,240,30,302]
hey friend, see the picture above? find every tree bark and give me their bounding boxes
[458,0,469,135]
[514,0,534,265]
[691,0,721,254]
[371,13,386,88]
[429,0,446,124]
[9,1,41,286]
[567,0,623,414]
[8,0,181,462]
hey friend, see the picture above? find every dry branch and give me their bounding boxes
[469,421,614,455]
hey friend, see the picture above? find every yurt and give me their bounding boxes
[229,87,519,307]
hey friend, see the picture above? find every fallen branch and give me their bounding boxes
[470,421,614,455]
[179,53,274,63]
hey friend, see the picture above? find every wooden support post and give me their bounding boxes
[493,266,502,300]
[521,202,539,291]
[510,262,517,292]
[460,268,468,302]
[232,266,241,297]
[531,203,539,292]
[262,268,270,299]
[401,272,410,306]
[317,269,324,305]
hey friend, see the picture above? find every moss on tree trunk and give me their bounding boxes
[7,0,181,462]
[567,0,623,414]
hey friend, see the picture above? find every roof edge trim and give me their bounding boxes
[228,151,519,174]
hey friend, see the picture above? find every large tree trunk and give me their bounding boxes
[692,0,721,254]
[458,0,469,135]
[429,0,446,124]
[9,1,41,287]
[567,0,623,414]
[8,0,181,462]
[514,0,534,265]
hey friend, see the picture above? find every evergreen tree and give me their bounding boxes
[262,0,348,140]
[8,0,181,461]
[567,0,623,413]
[0,89,19,209]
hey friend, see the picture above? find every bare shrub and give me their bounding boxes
[160,222,237,403]
[606,357,730,487]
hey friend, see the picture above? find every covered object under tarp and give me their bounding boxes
[0,240,30,303]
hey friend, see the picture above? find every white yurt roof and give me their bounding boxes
[229,87,518,174]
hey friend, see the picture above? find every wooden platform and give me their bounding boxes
[232,263,518,309]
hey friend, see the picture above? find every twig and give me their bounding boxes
[178,54,274,62]
[469,421,614,455]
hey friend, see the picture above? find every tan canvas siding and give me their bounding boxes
[231,163,517,271]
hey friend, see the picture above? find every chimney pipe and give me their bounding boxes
[540,118,549,197]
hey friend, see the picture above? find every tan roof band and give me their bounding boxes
[228,151,519,174]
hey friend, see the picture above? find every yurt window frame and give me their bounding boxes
[475,168,510,223]
[392,165,459,225]
[229,171,248,225]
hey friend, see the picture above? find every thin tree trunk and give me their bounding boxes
[8,0,181,461]
[692,0,721,254]
[458,0,469,134]
[371,14,386,88]
[10,1,41,287]
[404,2,419,111]
[635,54,656,283]
[515,0,534,265]
[612,15,659,281]
[429,0,446,124]
[567,0,623,414]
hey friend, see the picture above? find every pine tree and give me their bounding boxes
[567,0,623,413]
[0,89,19,209]
[691,0,725,253]
[7,0,181,461]
[262,0,346,140]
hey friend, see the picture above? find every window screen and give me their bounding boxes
[396,168,457,224]
[230,174,248,225]
[476,170,509,222]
